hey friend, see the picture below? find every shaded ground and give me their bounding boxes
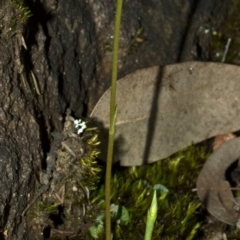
[0,0,238,239]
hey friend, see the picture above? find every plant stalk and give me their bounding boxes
[105,0,123,240]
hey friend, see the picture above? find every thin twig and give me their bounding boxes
[221,38,232,62]
[61,142,76,158]
[30,71,41,95]
[21,184,49,216]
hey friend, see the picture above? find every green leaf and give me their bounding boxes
[89,224,104,239]
[153,184,169,193]
[111,204,129,224]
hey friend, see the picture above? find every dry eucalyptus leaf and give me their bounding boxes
[212,133,236,151]
[90,61,240,166]
[197,137,240,225]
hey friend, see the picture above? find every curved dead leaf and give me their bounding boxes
[213,133,236,151]
[197,137,240,225]
[90,61,240,166]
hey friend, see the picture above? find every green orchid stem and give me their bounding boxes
[105,0,123,240]
[144,190,158,240]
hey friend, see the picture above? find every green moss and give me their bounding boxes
[10,0,31,24]
[127,27,145,55]
[28,122,103,240]
[91,145,209,239]
[0,0,31,36]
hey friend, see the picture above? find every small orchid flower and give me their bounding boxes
[74,119,87,134]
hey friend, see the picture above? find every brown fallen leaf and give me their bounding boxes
[213,133,236,151]
[197,137,240,225]
[90,61,240,166]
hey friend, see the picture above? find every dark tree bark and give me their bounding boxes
[0,0,231,239]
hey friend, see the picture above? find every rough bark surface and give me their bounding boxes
[0,3,43,239]
[0,0,231,239]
